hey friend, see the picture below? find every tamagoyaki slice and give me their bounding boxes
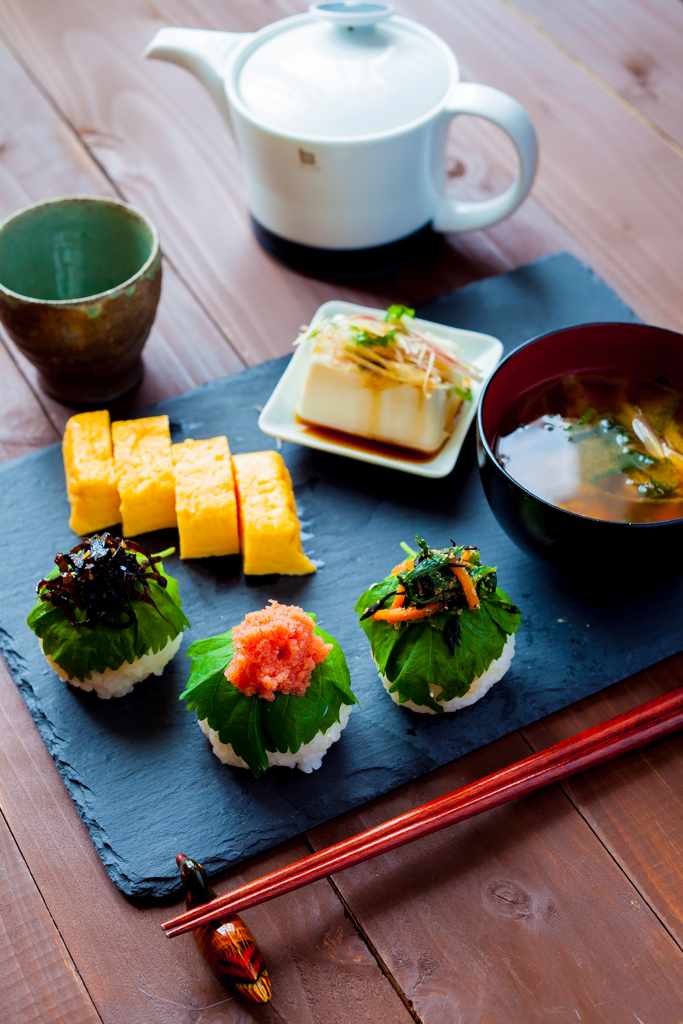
[112,415,177,536]
[172,436,240,559]
[232,451,316,575]
[62,409,121,536]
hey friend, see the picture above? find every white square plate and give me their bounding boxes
[258,300,503,479]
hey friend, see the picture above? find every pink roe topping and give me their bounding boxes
[226,600,332,701]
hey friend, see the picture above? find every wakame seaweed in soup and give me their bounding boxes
[495,370,683,524]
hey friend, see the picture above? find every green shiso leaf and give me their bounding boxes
[355,572,520,713]
[27,559,189,682]
[181,620,357,778]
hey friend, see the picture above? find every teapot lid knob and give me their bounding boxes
[309,1,394,26]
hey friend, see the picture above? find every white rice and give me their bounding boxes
[199,702,354,773]
[41,631,184,699]
[378,633,516,714]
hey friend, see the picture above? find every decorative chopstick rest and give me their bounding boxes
[176,853,271,1003]
[172,437,239,559]
[112,415,177,536]
[232,451,316,575]
[62,410,121,535]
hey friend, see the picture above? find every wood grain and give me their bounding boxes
[0,654,414,1024]
[307,730,683,1023]
[404,0,683,331]
[0,0,586,363]
[0,30,243,437]
[522,654,683,948]
[154,0,683,329]
[1,1,683,1021]
[0,339,58,463]
[511,0,683,146]
[0,809,101,1024]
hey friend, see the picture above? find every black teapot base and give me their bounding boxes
[250,218,437,281]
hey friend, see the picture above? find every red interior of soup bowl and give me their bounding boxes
[480,322,683,443]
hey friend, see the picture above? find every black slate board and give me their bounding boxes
[2,252,681,901]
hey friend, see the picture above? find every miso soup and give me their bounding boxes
[494,370,683,523]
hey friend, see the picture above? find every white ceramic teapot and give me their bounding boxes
[145,2,537,278]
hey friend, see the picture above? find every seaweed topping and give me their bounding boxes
[36,533,172,629]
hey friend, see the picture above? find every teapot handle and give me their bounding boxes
[432,83,538,233]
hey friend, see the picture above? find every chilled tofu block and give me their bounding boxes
[297,353,461,452]
[112,415,177,536]
[172,437,239,559]
[232,451,316,575]
[63,410,121,535]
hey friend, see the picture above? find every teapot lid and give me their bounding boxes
[235,3,455,139]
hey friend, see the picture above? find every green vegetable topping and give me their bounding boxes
[27,535,190,681]
[180,617,357,777]
[355,538,520,712]
[350,324,397,347]
[384,304,415,323]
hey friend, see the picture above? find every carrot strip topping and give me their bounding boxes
[372,601,443,622]
[391,557,414,577]
[450,561,480,610]
[391,587,406,610]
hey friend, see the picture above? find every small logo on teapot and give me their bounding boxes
[298,149,316,166]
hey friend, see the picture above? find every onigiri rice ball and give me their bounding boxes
[199,703,354,773]
[41,632,184,699]
[378,633,516,714]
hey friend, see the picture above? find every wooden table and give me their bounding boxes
[2,2,683,1021]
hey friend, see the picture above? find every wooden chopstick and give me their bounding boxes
[163,685,683,937]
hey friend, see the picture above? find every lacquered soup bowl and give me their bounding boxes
[476,322,683,570]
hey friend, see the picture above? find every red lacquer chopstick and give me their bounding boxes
[163,686,683,938]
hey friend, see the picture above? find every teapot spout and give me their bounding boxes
[144,27,251,133]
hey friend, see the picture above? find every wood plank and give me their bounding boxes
[510,0,683,147]
[423,0,683,329]
[149,0,683,329]
[307,730,683,1022]
[522,654,683,948]
[0,0,588,365]
[0,653,414,1024]
[0,31,243,437]
[0,808,102,1024]
[0,339,58,462]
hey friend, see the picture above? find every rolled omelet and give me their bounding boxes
[63,410,121,536]
[172,436,240,559]
[112,415,177,536]
[232,451,315,575]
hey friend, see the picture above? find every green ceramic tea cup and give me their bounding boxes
[0,196,161,405]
